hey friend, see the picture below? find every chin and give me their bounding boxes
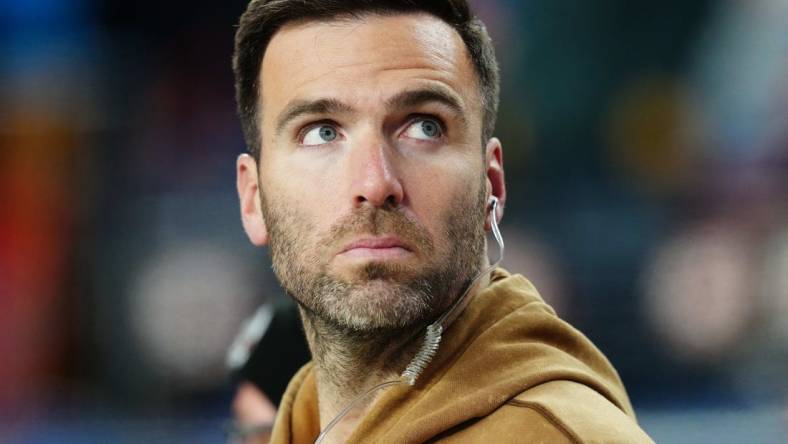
[354,260,421,281]
[327,280,434,331]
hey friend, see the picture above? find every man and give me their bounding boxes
[233,0,653,442]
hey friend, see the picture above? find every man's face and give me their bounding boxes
[238,13,505,332]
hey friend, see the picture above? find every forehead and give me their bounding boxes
[258,13,480,122]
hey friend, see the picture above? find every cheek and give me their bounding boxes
[404,163,483,238]
[263,156,339,209]
[263,167,348,256]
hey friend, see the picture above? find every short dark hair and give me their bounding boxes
[233,0,500,160]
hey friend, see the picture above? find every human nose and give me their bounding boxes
[347,134,404,208]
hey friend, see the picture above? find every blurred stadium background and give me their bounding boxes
[1,0,786,442]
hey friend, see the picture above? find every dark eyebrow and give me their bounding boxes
[274,86,466,136]
[275,98,355,136]
[385,86,467,125]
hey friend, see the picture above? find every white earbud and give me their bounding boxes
[488,195,498,210]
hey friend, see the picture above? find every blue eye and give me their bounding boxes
[403,118,443,140]
[302,124,339,146]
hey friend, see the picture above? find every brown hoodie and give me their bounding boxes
[270,269,654,443]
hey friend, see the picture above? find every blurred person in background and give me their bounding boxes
[229,0,652,442]
[227,299,310,443]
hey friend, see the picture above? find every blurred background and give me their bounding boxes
[1,0,787,442]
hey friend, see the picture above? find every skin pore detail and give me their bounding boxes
[259,14,482,157]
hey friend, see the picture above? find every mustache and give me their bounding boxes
[321,206,435,255]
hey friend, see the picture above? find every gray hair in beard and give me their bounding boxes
[261,179,487,334]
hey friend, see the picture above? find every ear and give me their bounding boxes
[484,137,506,231]
[237,154,269,246]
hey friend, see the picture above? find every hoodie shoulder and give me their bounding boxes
[506,381,654,444]
[428,403,574,443]
[428,380,652,444]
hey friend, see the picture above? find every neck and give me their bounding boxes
[298,309,426,436]
[299,258,494,440]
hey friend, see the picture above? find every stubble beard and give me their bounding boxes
[260,182,487,337]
